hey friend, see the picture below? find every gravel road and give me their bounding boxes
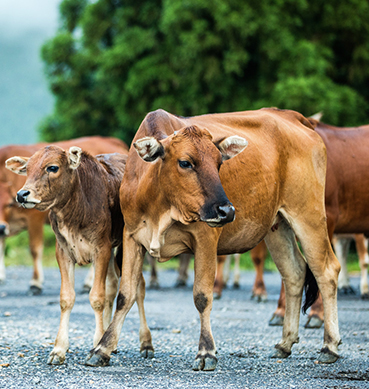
[0,266,368,388]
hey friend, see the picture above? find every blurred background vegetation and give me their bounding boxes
[3,0,368,271]
[39,0,369,145]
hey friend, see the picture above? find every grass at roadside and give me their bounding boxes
[4,225,362,274]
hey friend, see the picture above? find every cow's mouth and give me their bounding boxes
[20,201,38,209]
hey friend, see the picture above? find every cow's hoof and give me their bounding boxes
[140,347,154,359]
[318,349,339,364]
[192,356,217,371]
[47,353,65,365]
[252,293,267,303]
[213,292,222,300]
[304,315,323,329]
[338,285,356,296]
[149,280,160,290]
[29,285,42,296]
[80,284,91,294]
[361,292,369,300]
[174,279,187,288]
[269,314,284,326]
[233,282,240,289]
[270,346,291,359]
[85,351,110,367]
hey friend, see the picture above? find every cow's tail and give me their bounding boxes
[115,244,123,277]
[302,264,319,314]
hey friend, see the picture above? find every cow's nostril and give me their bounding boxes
[0,225,6,236]
[217,204,235,223]
[17,190,30,203]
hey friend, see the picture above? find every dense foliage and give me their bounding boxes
[40,0,369,144]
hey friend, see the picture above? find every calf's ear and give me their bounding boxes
[68,147,82,169]
[133,137,165,162]
[215,136,248,161]
[5,156,29,175]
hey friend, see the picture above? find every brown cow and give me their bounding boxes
[270,119,369,327]
[86,108,340,370]
[0,137,128,294]
[6,146,153,365]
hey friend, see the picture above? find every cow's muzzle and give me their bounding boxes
[0,224,8,237]
[16,190,40,209]
[203,204,236,227]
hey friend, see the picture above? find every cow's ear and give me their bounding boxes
[133,137,165,162]
[68,147,82,169]
[215,136,248,161]
[5,156,29,176]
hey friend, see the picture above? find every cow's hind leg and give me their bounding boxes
[251,241,267,302]
[213,255,226,299]
[90,247,111,347]
[103,250,119,330]
[48,246,75,365]
[289,212,341,363]
[355,234,369,299]
[264,218,306,359]
[333,236,353,294]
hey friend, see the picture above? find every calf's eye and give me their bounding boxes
[46,166,59,173]
[178,160,193,169]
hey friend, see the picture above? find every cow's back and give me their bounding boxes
[315,122,369,234]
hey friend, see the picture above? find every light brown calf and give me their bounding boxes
[86,108,340,370]
[0,137,128,294]
[6,146,152,365]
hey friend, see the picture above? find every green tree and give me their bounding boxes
[40,0,369,144]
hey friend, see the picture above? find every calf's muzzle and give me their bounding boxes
[17,190,30,204]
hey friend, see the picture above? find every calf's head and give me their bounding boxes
[134,125,247,227]
[5,146,82,212]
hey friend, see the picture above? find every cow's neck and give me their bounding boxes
[51,168,104,229]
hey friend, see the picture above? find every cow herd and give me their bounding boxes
[1,107,368,371]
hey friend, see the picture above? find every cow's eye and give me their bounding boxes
[178,160,193,169]
[46,166,59,173]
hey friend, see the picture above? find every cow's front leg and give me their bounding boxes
[0,237,6,283]
[28,214,45,295]
[192,247,217,371]
[48,246,75,365]
[85,234,150,366]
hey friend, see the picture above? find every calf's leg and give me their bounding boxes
[85,234,153,366]
[48,246,75,365]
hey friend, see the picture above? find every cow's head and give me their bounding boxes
[5,145,82,212]
[133,125,247,227]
